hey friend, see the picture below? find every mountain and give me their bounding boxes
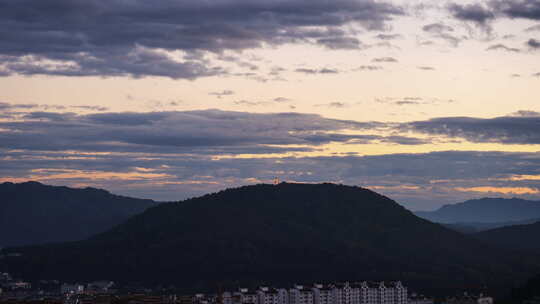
[1,183,538,294]
[474,221,540,252]
[443,218,540,234]
[0,181,155,247]
[415,198,540,223]
[507,273,540,304]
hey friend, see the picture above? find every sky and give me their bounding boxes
[1,0,540,210]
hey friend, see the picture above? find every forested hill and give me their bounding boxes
[0,181,155,247]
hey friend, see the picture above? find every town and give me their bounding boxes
[0,272,494,304]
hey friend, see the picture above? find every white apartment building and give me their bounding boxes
[289,285,315,304]
[313,284,334,304]
[258,287,288,304]
[238,288,259,304]
[223,282,407,304]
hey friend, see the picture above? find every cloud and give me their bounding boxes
[418,66,436,71]
[0,109,393,155]
[455,186,539,195]
[71,106,109,112]
[373,33,402,40]
[315,102,348,108]
[209,90,235,99]
[353,65,383,71]
[273,97,292,103]
[2,47,224,79]
[423,23,455,33]
[371,57,398,63]
[525,24,540,32]
[3,149,540,210]
[511,110,540,117]
[448,3,495,26]
[534,72,540,77]
[486,44,521,52]
[490,0,540,20]
[0,102,106,112]
[406,113,540,144]
[295,68,340,74]
[422,23,463,47]
[374,96,454,106]
[527,38,540,49]
[316,37,362,50]
[0,0,403,79]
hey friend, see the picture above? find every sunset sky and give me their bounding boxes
[1,0,540,210]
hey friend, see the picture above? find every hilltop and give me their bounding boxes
[0,181,155,247]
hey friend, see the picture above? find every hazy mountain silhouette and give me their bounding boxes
[0,181,155,247]
[443,218,540,234]
[415,198,540,223]
[2,183,538,294]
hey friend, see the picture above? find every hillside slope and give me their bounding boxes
[475,221,540,251]
[0,181,155,247]
[2,183,537,293]
[415,198,540,223]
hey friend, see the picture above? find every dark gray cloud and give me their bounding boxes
[448,3,495,26]
[533,72,540,77]
[407,113,540,144]
[371,57,398,63]
[316,37,362,50]
[0,0,403,79]
[486,43,521,52]
[490,0,540,20]
[527,38,540,49]
[418,66,436,71]
[0,108,399,155]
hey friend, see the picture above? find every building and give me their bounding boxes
[312,284,334,304]
[60,283,84,294]
[221,282,407,304]
[289,285,315,304]
[446,293,494,304]
[234,288,259,304]
[408,293,434,304]
[258,287,288,304]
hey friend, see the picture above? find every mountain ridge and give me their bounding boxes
[2,183,538,295]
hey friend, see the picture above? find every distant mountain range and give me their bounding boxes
[442,218,540,234]
[0,181,156,247]
[1,183,538,295]
[415,198,540,224]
